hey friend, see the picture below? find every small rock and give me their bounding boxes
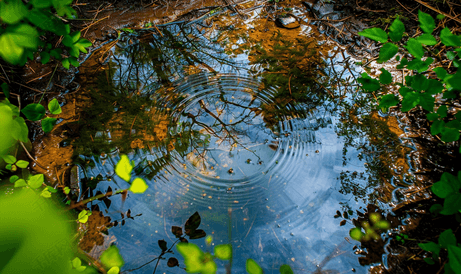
[275,14,300,29]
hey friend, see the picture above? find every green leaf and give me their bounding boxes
[31,0,52,8]
[61,58,70,70]
[2,155,17,164]
[9,175,19,183]
[107,266,120,274]
[407,58,431,73]
[74,38,92,54]
[441,127,460,142]
[448,245,461,272]
[177,243,205,273]
[401,92,420,112]
[419,93,435,112]
[374,220,390,230]
[64,186,71,194]
[14,179,27,187]
[379,68,393,84]
[437,14,446,20]
[439,229,457,248]
[280,264,294,274]
[405,38,424,59]
[1,83,9,99]
[411,74,428,91]
[397,57,408,69]
[100,245,124,269]
[431,120,444,135]
[16,160,29,168]
[28,174,44,189]
[425,79,444,95]
[441,193,461,215]
[46,186,58,193]
[68,57,80,68]
[48,98,62,114]
[419,242,441,255]
[0,0,28,24]
[72,257,82,268]
[416,33,437,45]
[437,105,448,118]
[430,204,443,214]
[350,227,364,241]
[418,10,435,34]
[440,27,461,47]
[357,73,381,92]
[388,17,405,42]
[432,180,456,199]
[115,155,133,182]
[379,94,399,111]
[62,35,74,48]
[215,244,232,260]
[427,113,439,121]
[0,24,39,65]
[11,116,29,142]
[378,43,399,63]
[446,71,461,91]
[424,257,435,265]
[41,117,57,133]
[358,28,388,43]
[246,259,263,274]
[40,51,51,64]
[447,51,457,60]
[21,103,46,121]
[27,9,68,36]
[70,31,81,43]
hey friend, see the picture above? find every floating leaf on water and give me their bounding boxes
[167,257,179,267]
[158,239,168,252]
[185,212,201,234]
[172,226,183,238]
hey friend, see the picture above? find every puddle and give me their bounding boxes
[42,1,421,273]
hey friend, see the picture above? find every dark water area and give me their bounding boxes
[61,1,423,273]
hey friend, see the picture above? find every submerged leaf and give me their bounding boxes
[115,155,133,182]
[246,258,263,274]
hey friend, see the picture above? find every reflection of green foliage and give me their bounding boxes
[350,213,390,241]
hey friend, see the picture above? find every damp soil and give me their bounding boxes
[2,0,461,273]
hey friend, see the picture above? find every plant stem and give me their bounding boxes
[38,63,58,104]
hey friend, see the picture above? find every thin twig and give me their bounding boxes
[0,63,10,83]
[20,141,47,169]
[414,0,461,24]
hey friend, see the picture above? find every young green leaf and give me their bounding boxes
[100,245,125,269]
[16,160,29,168]
[107,266,120,274]
[440,27,461,47]
[448,245,461,271]
[0,24,40,65]
[418,10,435,34]
[1,83,9,98]
[405,38,424,59]
[78,210,90,223]
[40,51,51,64]
[28,174,44,189]
[14,179,27,187]
[440,193,461,214]
[2,155,17,164]
[388,17,405,42]
[379,68,393,84]
[61,58,70,69]
[438,229,457,248]
[214,244,232,260]
[357,73,381,92]
[378,43,399,63]
[379,94,399,111]
[358,28,388,43]
[440,126,460,143]
[280,264,294,274]
[350,227,364,241]
[401,92,420,112]
[419,242,440,255]
[21,103,46,121]
[9,175,19,183]
[41,117,57,133]
[115,155,133,182]
[0,0,28,24]
[416,33,437,46]
[129,178,148,193]
[419,93,435,112]
[246,259,263,274]
[48,98,62,114]
[72,257,82,268]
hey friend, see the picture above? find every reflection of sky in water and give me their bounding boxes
[78,18,371,274]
